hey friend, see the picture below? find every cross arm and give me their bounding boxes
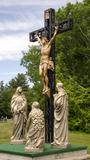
[29,28,45,42]
[57,18,73,34]
[29,18,73,42]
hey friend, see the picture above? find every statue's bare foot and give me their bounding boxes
[51,142,69,148]
[51,142,56,146]
[25,146,43,152]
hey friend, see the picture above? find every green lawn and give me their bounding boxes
[0,120,13,143]
[0,120,90,153]
[69,131,90,154]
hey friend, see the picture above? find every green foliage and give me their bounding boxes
[0,82,12,118]
[56,1,90,87]
[9,73,29,91]
[66,79,90,133]
[21,46,44,110]
[55,0,90,133]
[21,46,40,84]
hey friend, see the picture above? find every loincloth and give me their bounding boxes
[40,59,54,71]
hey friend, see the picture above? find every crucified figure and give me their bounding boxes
[36,26,58,97]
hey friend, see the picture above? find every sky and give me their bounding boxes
[0,0,83,85]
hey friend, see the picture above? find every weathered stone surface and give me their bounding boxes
[0,149,87,160]
[52,82,68,148]
[25,101,45,152]
[11,87,27,144]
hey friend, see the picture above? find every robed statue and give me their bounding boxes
[36,26,58,97]
[11,87,27,144]
[52,82,69,148]
[25,101,45,152]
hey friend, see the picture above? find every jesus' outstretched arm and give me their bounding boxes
[48,26,58,46]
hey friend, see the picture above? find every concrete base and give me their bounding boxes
[0,144,88,160]
[0,150,88,160]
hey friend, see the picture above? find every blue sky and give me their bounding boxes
[0,0,83,85]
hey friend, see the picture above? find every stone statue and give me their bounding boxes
[52,82,69,148]
[25,101,45,152]
[36,26,58,97]
[11,87,27,144]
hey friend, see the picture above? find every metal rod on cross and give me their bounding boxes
[29,8,73,143]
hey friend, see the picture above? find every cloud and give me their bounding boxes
[0,71,26,85]
[0,34,29,60]
[0,0,83,7]
[0,71,24,76]
[0,6,41,61]
[0,50,23,61]
[0,21,35,32]
[0,10,42,33]
[0,0,64,6]
[0,33,38,60]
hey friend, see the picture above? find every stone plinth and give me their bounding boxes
[0,144,88,160]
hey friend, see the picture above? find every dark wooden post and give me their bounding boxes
[44,8,55,143]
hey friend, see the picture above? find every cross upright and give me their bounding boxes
[29,8,73,143]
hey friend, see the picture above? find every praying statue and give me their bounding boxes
[25,101,45,152]
[52,82,69,148]
[11,87,27,144]
[36,26,58,97]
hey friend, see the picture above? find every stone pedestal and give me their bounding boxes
[0,144,88,160]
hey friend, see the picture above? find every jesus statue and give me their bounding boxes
[36,26,58,97]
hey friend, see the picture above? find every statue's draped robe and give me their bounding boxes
[26,108,45,149]
[11,94,27,141]
[54,89,68,146]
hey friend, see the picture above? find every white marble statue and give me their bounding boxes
[52,82,69,148]
[25,101,45,152]
[11,87,27,144]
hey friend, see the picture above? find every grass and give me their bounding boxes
[0,120,90,154]
[69,131,90,154]
[0,120,13,143]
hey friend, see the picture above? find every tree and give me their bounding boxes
[0,81,12,118]
[55,1,90,133]
[21,46,44,108]
[9,73,29,91]
[55,1,90,87]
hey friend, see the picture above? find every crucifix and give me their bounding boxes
[29,8,73,143]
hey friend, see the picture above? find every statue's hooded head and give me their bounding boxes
[32,101,40,109]
[56,82,64,92]
[16,86,23,94]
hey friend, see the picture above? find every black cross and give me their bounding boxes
[29,8,73,143]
